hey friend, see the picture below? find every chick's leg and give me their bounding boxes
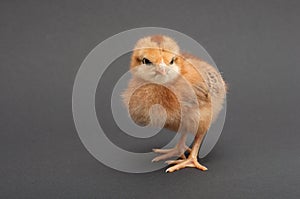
[165,132,208,173]
[152,134,191,162]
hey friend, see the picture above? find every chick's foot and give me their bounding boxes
[165,157,208,173]
[152,146,191,162]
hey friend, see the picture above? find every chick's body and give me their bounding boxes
[122,35,226,172]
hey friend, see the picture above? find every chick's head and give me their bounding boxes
[130,35,182,84]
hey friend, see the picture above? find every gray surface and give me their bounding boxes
[1,0,300,198]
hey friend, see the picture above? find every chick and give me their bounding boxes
[122,35,226,172]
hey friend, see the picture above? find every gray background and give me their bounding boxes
[1,0,299,198]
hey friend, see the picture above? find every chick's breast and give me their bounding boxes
[122,80,182,132]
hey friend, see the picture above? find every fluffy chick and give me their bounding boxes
[122,35,226,172]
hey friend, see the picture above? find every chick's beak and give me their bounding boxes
[156,62,167,75]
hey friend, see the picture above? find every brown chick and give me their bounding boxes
[122,35,226,172]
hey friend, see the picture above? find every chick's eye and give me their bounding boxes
[170,57,175,65]
[142,58,152,65]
